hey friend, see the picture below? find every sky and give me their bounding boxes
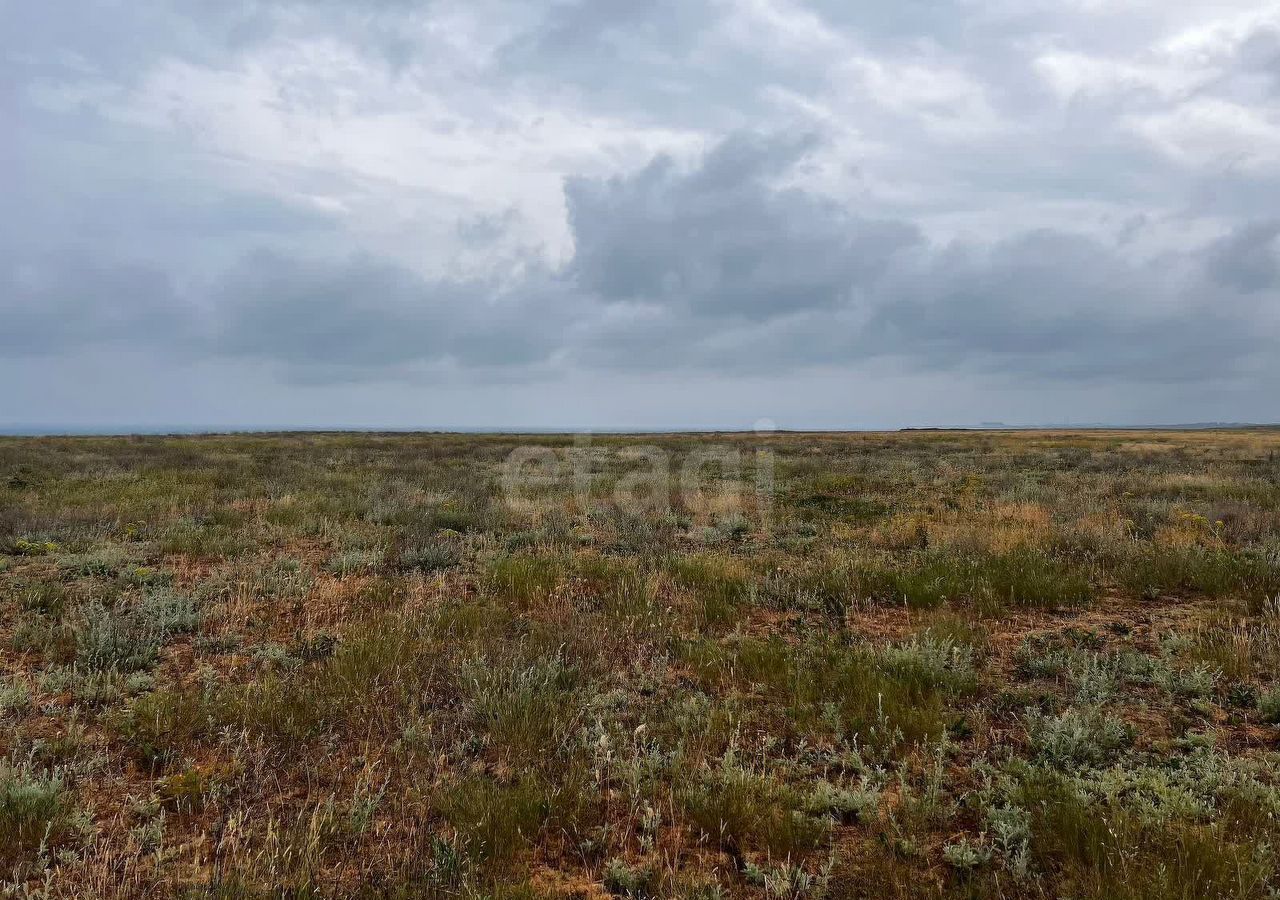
[3,0,1280,431]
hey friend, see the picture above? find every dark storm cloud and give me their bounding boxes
[204,123,1254,390]
[211,252,455,367]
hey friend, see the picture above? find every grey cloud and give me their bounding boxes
[456,208,523,245]
[494,0,739,132]
[565,133,921,318]
[7,130,1276,393]
[1206,221,1280,293]
[861,231,1266,382]
[6,1,1280,426]
[1237,25,1280,90]
[498,0,712,72]
[1,1,432,71]
[512,0,672,55]
[211,252,452,367]
[560,135,1278,382]
[1185,170,1280,220]
[0,253,192,356]
[208,251,573,377]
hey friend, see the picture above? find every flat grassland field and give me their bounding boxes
[4,431,1280,900]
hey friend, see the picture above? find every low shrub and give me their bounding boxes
[1026,709,1134,768]
[323,548,384,576]
[803,778,881,823]
[1120,548,1280,606]
[396,544,460,573]
[74,600,166,672]
[602,858,657,898]
[0,761,75,867]
[466,654,584,763]
[685,634,975,750]
[1258,687,1280,725]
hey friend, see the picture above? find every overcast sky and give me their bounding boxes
[4,0,1280,430]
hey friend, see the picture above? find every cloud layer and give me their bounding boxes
[4,0,1280,427]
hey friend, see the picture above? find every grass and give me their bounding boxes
[861,547,1094,611]
[1003,761,1280,899]
[1120,546,1280,605]
[466,653,584,762]
[682,632,976,751]
[0,760,75,869]
[668,553,751,628]
[395,543,460,573]
[3,429,1280,896]
[680,760,831,857]
[435,775,553,866]
[486,552,565,607]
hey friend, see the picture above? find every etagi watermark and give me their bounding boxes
[500,422,778,532]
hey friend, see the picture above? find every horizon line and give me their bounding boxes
[2,422,1277,437]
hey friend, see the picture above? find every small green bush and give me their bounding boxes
[0,679,32,715]
[19,580,73,617]
[396,544,460,573]
[668,555,750,629]
[942,837,992,870]
[431,507,486,534]
[139,587,202,635]
[10,538,60,557]
[74,601,166,672]
[1121,548,1280,605]
[1027,709,1134,768]
[39,666,153,707]
[803,778,881,823]
[466,655,583,762]
[0,762,74,866]
[486,554,564,607]
[116,687,211,765]
[602,858,657,898]
[324,548,384,576]
[1258,687,1280,725]
[56,548,129,579]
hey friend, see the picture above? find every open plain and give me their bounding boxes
[3,430,1280,898]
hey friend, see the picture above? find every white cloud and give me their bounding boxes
[1132,98,1280,171]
